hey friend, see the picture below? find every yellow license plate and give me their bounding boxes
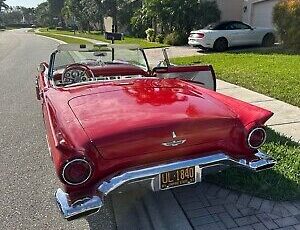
[160,166,196,190]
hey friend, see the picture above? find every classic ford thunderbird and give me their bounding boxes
[36,44,276,220]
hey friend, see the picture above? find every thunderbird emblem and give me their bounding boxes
[162,132,186,147]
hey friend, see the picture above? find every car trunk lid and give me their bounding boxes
[68,79,238,159]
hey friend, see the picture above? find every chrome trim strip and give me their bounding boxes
[55,150,276,220]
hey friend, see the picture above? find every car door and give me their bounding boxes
[221,22,242,46]
[153,49,216,91]
[230,22,256,45]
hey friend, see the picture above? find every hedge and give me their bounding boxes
[273,0,300,50]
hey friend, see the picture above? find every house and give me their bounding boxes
[215,0,280,28]
[242,0,280,28]
[215,0,244,22]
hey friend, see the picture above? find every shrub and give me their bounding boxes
[155,34,164,43]
[164,32,187,46]
[273,0,300,50]
[145,28,155,42]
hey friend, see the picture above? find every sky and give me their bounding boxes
[5,0,46,8]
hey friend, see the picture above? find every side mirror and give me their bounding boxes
[38,63,46,74]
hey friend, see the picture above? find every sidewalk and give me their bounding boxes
[34,29,107,45]
[50,33,107,44]
[217,80,300,143]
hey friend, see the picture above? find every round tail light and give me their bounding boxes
[62,159,92,185]
[247,127,267,149]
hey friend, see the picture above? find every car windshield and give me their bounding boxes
[52,44,148,71]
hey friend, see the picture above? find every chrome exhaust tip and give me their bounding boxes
[55,188,103,221]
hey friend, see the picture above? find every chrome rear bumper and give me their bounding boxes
[55,150,276,220]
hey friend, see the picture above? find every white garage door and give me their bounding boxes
[251,0,279,28]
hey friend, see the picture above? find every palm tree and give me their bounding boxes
[0,0,8,25]
[0,0,8,11]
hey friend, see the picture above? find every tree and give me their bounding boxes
[36,2,50,26]
[132,0,220,43]
[0,0,8,24]
[141,0,220,35]
[48,0,65,25]
[97,0,141,32]
[130,7,152,37]
[19,7,36,24]
[273,0,300,50]
[0,7,23,24]
[0,6,37,25]
[62,0,102,31]
[0,0,8,11]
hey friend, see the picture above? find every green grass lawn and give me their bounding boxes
[205,128,300,201]
[36,32,92,44]
[38,28,168,49]
[172,49,300,107]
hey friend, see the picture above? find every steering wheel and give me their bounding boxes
[62,64,95,85]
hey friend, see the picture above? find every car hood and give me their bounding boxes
[68,79,238,159]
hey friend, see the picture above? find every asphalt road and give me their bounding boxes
[0,29,116,230]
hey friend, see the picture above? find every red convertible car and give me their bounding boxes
[36,44,276,220]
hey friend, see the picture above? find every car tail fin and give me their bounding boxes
[201,88,273,126]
